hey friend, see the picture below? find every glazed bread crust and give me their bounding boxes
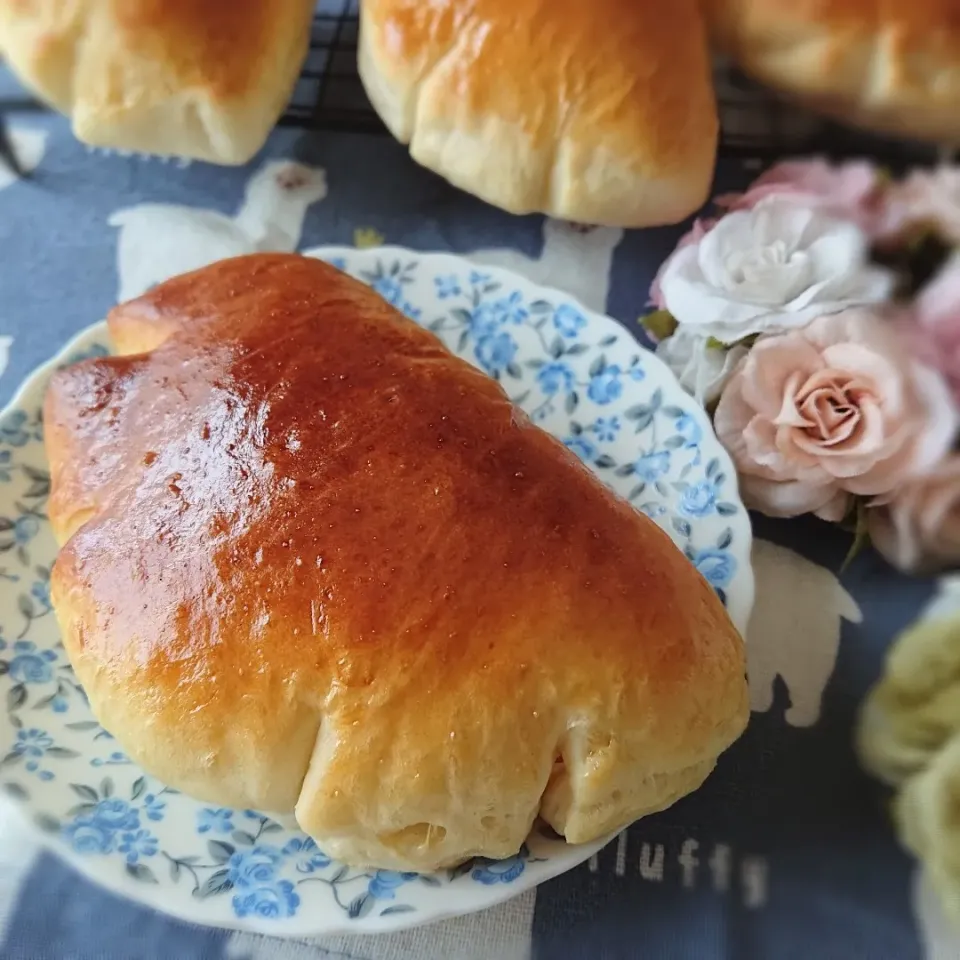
[706,0,960,143]
[45,253,748,871]
[358,0,719,226]
[0,0,315,163]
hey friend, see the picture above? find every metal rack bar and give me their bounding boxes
[0,3,942,174]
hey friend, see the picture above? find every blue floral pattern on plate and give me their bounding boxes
[0,245,754,938]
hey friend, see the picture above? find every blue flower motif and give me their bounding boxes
[472,855,526,885]
[435,275,461,299]
[51,696,68,713]
[628,366,646,382]
[14,728,53,757]
[197,807,234,834]
[38,770,54,781]
[30,580,51,613]
[468,270,490,285]
[587,366,623,405]
[493,291,529,326]
[564,437,597,463]
[0,410,30,447]
[227,846,284,888]
[536,362,575,396]
[674,413,702,449]
[371,275,404,306]
[680,481,718,518]
[8,641,57,684]
[469,302,502,339]
[282,836,331,874]
[400,301,422,321]
[553,304,587,339]
[367,870,418,901]
[14,514,39,545]
[89,799,140,833]
[694,549,737,590]
[326,256,347,271]
[0,449,12,483]
[474,332,518,375]
[591,416,621,443]
[142,793,166,822]
[233,880,300,919]
[634,451,670,483]
[64,819,115,855]
[118,829,158,864]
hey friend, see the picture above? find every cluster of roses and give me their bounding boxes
[645,160,960,572]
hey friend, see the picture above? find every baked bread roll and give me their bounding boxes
[706,0,960,144]
[0,1,315,164]
[357,0,719,227]
[45,253,748,872]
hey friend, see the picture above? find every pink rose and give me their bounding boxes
[877,167,960,243]
[868,457,960,572]
[647,218,716,312]
[902,254,960,406]
[714,158,883,234]
[714,309,957,521]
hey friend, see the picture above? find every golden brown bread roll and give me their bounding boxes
[44,253,748,871]
[357,0,719,227]
[0,0,315,164]
[705,0,960,144]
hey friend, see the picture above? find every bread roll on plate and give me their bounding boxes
[706,0,960,144]
[0,0,316,164]
[44,253,748,872]
[358,0,719,227]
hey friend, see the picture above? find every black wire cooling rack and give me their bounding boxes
[0,0,947,173]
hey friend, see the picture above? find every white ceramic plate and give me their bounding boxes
[0,246,754,936]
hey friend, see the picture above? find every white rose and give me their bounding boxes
[659,197,894,344]
[656,328,748,406]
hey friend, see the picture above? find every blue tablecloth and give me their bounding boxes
[0,92,947,960]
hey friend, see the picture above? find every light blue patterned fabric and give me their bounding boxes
[0,88,942,960]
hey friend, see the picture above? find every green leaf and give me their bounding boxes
[131,776,147,801]
[35,813,60,834]
[7,684,26,711]
[231,830,256,846]
[381,905,417,916]
[126,862,159,884]
[3,782,28,801]
[46,747,79,759]
[17,594,34,621]
[349,893,374,919]
[447,859,476,881]
[641,310,677,342]
[207,840,235,864]
[194,869,232,898]
[842,500,872,572]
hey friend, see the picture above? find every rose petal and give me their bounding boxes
[814,490,853,522]
[740,473,842,518]
[905,360,959,476]
[821,343,904,414]
[740,335,823,417]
